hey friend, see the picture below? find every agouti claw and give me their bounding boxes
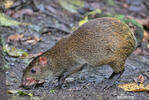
[100,71,124,90]
[100,79,115,90]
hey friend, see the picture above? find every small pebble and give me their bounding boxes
[65,77,74,83]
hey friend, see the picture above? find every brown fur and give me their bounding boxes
[23,17,136,85]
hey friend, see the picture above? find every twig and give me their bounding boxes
[42,25,71,34]
[42,10,72,28]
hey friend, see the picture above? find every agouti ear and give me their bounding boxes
[38,56,48,67]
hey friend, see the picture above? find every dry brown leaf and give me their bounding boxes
[135,18,149,25]
[8,34,24,41]
[133,48,149,56]
[118,82,149,92]
[8,90,19,94]
[12,9,33,18]
[134,74,145,84]
[33,36,41,42]
[25,36,41,45]
[143,30,149,42]
[54,37,62,41]
[4,0,13,8]
[122,3,129,8]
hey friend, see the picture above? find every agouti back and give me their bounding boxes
[22,17,136,88]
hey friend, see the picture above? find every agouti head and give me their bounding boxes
[22,56,54,87]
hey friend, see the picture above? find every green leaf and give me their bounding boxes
[28,93,33,100]
[49,89,55,94]
[8,90,33,100]
[0,13,42,32]
[58,0,84,13]
[97,97,102,100]
[23,58,33,64]
[17,91,28,96]
[107,0,115,6]
[85,9,102,16]
[0,64,10,71]
[115,15,125,21]
[3,45,29,57]
[0,12,21,26]
[79,16,88,26]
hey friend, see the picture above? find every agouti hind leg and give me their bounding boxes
[101,60,125,90]
[101,70,124,90]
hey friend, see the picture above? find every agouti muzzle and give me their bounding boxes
[22,17,137,89]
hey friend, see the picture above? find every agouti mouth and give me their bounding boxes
[22,77,44,88]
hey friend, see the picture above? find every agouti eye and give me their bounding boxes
[31,69,36,73]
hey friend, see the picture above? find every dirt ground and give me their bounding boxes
[1,0,149,100]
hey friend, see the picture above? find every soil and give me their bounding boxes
[1,0,149,100]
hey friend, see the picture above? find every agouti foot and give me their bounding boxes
[57,76,66,89]
[100,79,116,90]
[100,70,124,90]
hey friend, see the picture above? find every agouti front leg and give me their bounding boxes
[58,64,86,88]
[101,60,125,89]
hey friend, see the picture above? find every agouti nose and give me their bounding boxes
[22,77,37,86]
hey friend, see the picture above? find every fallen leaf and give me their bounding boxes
[134,75,145,84]
[135,18,149,26]
[3,45,28,57]
[118,82,149,92]
[6,10,14,16]
[85,9,102,16]
[54,37,62,41]
[107,0,115,6]
[21,52,43,59]
[143,30,149,42]
[25,36,41,45]
[8,89,32,97]
[39,56,48,66]
[133,48,149,56]
[49,89,55,94]
[0,13,42,32]
[12,9,33,18]
[8,90,19,94]
[58,0,84,13]
[33,36,41,42]
[8,34,24,42]
[122,3,129,8]
[4,0,13,8]
[79,16,88,26]
[147,44,149,49]
[0,12,21,26]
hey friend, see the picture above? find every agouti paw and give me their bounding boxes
[100,79,115,90]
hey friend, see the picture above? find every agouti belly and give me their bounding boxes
[22,17,136,89]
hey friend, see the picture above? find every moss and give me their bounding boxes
[114,15,144,47]
[115,15,144,32]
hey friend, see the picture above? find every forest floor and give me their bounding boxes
[1,0,149,100]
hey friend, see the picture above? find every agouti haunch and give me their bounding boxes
[22,17,137,89]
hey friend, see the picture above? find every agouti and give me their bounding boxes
[22,17,137,88]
